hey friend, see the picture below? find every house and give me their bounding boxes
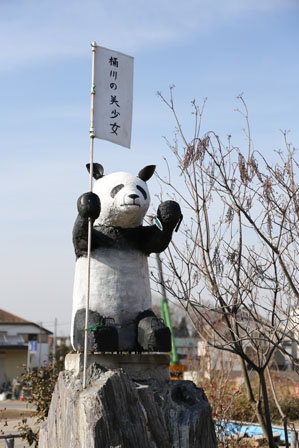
[0,309,52,386]
[48,335,71,350]
[175,337,198,362]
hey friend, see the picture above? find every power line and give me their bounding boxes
[41,321,71,326]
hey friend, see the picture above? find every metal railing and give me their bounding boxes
[0,434,23,448]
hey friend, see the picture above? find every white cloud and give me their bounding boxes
[0,0,296,71]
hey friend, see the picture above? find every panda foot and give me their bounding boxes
[138,316,171,352]
[93,325,119,352]
[149,325,172,352]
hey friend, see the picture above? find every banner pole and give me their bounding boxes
[83,41,97,389]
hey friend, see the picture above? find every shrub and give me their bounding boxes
[18,363,60,447]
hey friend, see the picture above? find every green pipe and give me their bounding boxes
[156,254,179,365]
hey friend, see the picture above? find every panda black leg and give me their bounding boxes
[73,309,119,352]
[136,310,172,352]
[93,322,118,352]
[73,309,99,352]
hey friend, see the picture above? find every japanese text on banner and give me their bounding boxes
[93,46,134,149]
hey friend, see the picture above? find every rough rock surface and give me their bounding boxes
[39,363,217,448]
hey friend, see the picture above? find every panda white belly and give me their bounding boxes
[71,247,152,327]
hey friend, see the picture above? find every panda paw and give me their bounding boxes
[157,200,182,230]
[77,192,101,220]
[137,315,171,352]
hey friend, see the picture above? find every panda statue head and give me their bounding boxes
[87,163,156,228]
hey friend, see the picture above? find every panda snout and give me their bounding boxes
[121,192,141,207]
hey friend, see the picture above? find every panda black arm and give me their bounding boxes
[140,200,182,254]
[72,192,101,257]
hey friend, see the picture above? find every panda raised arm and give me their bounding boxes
[72,164,182,258]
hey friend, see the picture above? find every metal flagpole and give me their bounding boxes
[83,41,97,389]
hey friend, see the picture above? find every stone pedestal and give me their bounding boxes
[65,352,170,381]
[39,359,217,448]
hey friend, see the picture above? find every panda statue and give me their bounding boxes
[71,163,182,353]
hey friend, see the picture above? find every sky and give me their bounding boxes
[0,0,298,336]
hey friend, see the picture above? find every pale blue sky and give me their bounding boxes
[0,0,298,335]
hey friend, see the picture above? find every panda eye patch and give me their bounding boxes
[137,185,147,200]
[111,184,124,198]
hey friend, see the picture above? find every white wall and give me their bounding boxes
[0,324,51,368]
[0,324,40,335]
[30,343,50,368]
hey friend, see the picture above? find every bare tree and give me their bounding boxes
[154,87,299,447]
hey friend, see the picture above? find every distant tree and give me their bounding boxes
[154,87,298,448]
[173,317,189,337]
[53,343,70,370]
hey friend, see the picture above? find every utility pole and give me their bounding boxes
[27,342,31,372]
[53,318,57,362]
[38,322,42,367]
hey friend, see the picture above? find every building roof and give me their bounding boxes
[0,309,30,323]
[0,309,52,334]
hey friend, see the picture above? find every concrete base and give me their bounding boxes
[65,353,170,382]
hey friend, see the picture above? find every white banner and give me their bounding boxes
[93,45,134,149]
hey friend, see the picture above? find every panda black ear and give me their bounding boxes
[86,163,104,180]
[138,165,156,182]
